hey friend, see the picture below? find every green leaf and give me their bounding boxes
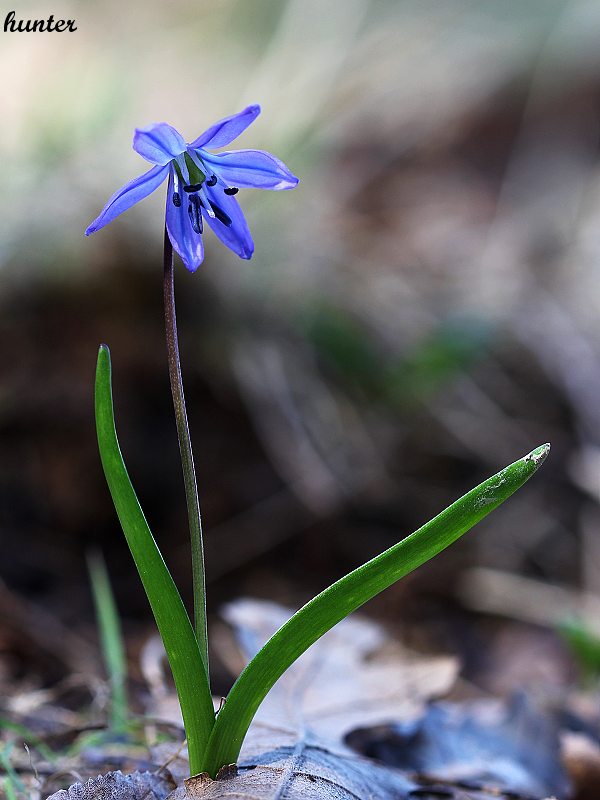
[95,345,214,773]
[202,444,550,776]
[87,550,128,732]
[559,617,600,684]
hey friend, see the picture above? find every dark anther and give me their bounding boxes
[209,200,232,227]
[224,187,239,195]
[184,183,204,193]
[206,175,217,187]
[172,192,181,207]
[187,195,203,234]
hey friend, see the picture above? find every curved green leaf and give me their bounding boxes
[202,443,549,776]
[95,345,214,772]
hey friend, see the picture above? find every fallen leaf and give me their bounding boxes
[45,769,174,800]
[349,693,570,799]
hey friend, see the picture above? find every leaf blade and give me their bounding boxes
[95,344,214,771]
[202,444,550,775]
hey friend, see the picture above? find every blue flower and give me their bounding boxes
[85,105,298,272]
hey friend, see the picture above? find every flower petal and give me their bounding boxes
[201,149,299,190]
[85,164,169,236]
[133,123,187,165]
[165,171,205,272]
[189,105,261,150]
[202,180,254,260]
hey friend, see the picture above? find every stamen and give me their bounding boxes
[209,200,232,227]
[184,183,204,193]
[224,187,239,195]
[187,195,203,234]
[206,175,217,187]
[199,185,215,218]
[172,169,182,207]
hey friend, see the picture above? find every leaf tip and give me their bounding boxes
[97,344,112,372]
[524,442,550,469]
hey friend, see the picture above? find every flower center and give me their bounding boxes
[171,151,239,232]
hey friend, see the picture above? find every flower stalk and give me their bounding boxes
[163,228,208,673]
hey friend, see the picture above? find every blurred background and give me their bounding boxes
[2,0,600,733]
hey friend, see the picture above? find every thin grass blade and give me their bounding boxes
[202,444,550,775]
[3,779,18,800]
[0,744,25,796]
[87,550,128,732]
[95,344,214,772]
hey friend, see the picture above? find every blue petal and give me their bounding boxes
[202,179,254,260]
[201,149,299,190]
[165,171,204,272]
[133,123,187,165]
[85,164,169,236]
[189,105,261,150]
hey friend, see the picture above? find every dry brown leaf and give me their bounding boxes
[46,769,174,800]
